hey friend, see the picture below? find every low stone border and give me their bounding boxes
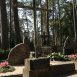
[23,58,75,77]
[0,58,75,77]
[51,63,75,76]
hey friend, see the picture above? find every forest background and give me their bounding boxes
[0,0,74,49]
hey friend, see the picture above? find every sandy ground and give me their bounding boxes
[0,64,24,76]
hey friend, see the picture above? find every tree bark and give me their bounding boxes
[40,0,43,44]
[13,0,21,45]
[46,0,49,40]
[33,0,37,58]
[58,0,62,46]
[52,0,55,45]
[0,0,8,49]
[73,0,77,43]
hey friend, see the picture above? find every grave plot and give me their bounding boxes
[0,43,30,76]
[0,57,76,77]
[23,57,75,77]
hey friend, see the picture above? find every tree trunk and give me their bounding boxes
[33,0,37,58]
[52,0,55,45]
[58,0,62,46]
[73,0,77,44]
[46,0,49,42]
[0,0,8,49]
[40,0,43,44]
[13,0,21,45]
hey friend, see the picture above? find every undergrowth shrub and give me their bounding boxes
[0,48,11,60]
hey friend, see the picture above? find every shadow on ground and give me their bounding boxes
[55,70,77,77]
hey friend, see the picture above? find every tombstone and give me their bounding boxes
[24,58,50,70]
[23,58,50,77]
[63,36,74,55]
[23,58,75,77]
[8,43,30,65]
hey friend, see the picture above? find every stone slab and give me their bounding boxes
[23,62,75,77]
[64,36,74,49]
[63,36,74,55]
[51,63,75,76]
[25,58,50,70]
[8,43,30,65]
[23,67,51,77]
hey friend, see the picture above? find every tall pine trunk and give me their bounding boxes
[0,0,8,49]
[13,0,21,45]
[73,0,77,44]
[58,0,62,46]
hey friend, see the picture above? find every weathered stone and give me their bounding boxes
[50,63,75,76]
[8,43,30,65]
[24,58,50,70]
[63,36,74,55]
[23,57,75,77]
[23,67,51,77]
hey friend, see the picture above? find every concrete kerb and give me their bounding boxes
[23,58,75,77]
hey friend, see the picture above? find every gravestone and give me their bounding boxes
[23,58,75,77]
[23,58,50,77]
[24,58,50,70]
[8,43,30,65]
[63,36,74,55]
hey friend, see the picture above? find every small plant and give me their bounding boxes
[68,54,77,60]
[47,52,70,61]
[0,61,15,73]
[0,62,10,68]
[0,48,11,60]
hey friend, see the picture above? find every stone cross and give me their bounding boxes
[41,32,48,46]
[41,32,48,42]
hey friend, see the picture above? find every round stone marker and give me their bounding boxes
[8,43,30,65]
